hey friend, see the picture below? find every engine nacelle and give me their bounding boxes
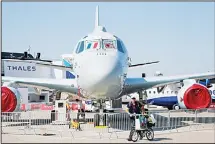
[1,86,21,112]
[177,80,212,109]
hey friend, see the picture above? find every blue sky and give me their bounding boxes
[2,2,214,77]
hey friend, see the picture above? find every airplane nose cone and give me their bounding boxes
[77,53,122,96]
[82,56,120,83]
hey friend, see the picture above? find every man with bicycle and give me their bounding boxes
[126,95,145,141]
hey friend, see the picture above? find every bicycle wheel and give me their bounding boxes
[131,129,139,142]
[145,128,154,141]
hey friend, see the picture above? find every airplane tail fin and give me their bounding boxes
[95,5,99,28]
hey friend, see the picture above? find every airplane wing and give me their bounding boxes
[3,59,73,72]
[122,72,215,95]
[129,61,159,68]
[2,76,79,95]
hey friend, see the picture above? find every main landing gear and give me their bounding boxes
[94,99,108,127]
[167,104,180,110]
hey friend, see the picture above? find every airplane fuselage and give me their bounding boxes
[72,27,128,99]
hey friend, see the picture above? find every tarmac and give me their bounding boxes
[158,111,215,118]
[2,109,215,143]
[2,128,215,143]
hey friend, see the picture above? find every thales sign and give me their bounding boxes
[7,66,36,71]
[3,61,38,77]
[3,60,54,78]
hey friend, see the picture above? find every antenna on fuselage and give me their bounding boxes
[95,5,99,28]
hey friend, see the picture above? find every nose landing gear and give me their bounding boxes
[94,99,108,127]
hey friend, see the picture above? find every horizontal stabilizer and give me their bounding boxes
[129,61,160,67]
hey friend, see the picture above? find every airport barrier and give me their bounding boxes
[19,103,85,111]
[1,108,215,139]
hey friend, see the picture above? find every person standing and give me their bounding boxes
[126,96,144,141]
[76,99,85,122]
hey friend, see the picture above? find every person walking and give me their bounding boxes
[126,96,144,141]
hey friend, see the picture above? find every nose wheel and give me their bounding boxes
[94,99,108,127]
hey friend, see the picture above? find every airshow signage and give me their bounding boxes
[7,65,36,71]
[3,60,55,78]
[3,61,38,77]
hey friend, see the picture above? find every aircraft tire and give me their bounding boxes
[94,114,108,126]
[103,114,108,126]
[51,110,56,122]
[94,114,100,127]
[173,104,180,110]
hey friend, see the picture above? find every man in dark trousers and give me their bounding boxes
[127,96,144,141]
[76,99,86,122]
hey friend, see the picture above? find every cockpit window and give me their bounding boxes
[86,40,100,49]
[117,40,125,53]
[102,40,116,49]
[75,42,80,54]
[75,41,85,54]
[76,39,124,53]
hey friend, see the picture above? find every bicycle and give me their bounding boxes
[129,114,155,142]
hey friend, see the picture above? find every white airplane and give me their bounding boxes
[2,6,215,121]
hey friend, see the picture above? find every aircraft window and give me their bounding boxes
[103,40,116,49]
[213,90,215,95]
[76,41,85,54]
[86,40,100,49]
[149,91,151,94]
[75,42,81,53]
[175,91,178,94]
[171,91,173,94]
[117,40,124,53]
[167,91,169,94]
[153,91,156,94]
[121,41,126,49]
[162,91,164,94]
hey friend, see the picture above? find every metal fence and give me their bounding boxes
[1,108,215,139]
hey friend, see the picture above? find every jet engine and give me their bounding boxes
[1,86,22,112]
[177,79,212,109]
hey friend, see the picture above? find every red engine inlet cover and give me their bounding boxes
[184,84,211,109]
[1,87,17,112]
